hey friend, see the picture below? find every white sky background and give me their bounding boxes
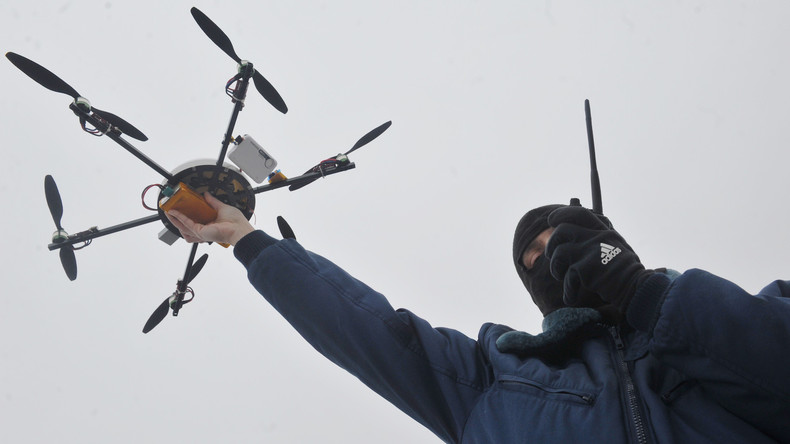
[2,1,789,442]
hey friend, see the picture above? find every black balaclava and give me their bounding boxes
[512,204,566,316]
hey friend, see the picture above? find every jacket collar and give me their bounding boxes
[495,307,603,356]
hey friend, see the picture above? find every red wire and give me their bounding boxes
[141,184,164,211]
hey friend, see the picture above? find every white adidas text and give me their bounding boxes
[601,242,621,264]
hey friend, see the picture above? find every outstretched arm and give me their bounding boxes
[166,195,486,443]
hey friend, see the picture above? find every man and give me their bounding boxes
[168,194,790,443]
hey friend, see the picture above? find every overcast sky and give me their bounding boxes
[3,1,790,443]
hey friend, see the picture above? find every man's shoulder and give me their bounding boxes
[478,322,515,341]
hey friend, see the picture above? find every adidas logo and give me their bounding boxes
[601,243,621,264]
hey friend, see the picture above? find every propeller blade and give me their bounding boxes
[345,121,392,155]
[190,7,241,63]
[91,107,148,141]
[142,297,171,334]
[252,71,288,114]
[6,52,81,98]
[288,177,319,192]
[44,175,64,230]
[59,247,77,281]
[185,254,209,285]
[277,216,296,240]
[7,53,148,141]
[189,9,287,114]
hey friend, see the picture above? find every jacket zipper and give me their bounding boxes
[610,326,649,444]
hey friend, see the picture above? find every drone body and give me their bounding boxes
[7,7,391,333]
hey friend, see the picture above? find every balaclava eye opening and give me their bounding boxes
[512,204,566,316]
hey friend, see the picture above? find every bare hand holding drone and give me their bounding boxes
[167,193,254,246]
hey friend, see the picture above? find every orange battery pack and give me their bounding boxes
[159,183,217,224]
[159,183,230,248]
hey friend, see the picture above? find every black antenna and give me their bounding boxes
[585,99,603,215]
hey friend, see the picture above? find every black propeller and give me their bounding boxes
[346,120,392,156]
[142,253,209,334]
[142,297,171,335]
[290,121,392,191]
[44,175,77,281]
[186,253,209,284]
[44,175,64,230]
[5,52,148,141]
[277,216,296,240]
[190,7,288,114]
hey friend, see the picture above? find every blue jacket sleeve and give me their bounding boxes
[627,269,790,440]
[234,231,487,443]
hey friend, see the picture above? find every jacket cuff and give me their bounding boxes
[233,230,278,268]
[626,272,673,333]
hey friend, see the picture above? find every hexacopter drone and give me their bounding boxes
[7,7,391,333]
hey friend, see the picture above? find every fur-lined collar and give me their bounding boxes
[495,307,603,357]
[496,269,681,357]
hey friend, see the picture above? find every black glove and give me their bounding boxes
[545,206,651,314]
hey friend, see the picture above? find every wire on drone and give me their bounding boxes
[181,287,195,304]
[141,184,165,211]
[72,239,92,250]
[226,74,242,98]
[80,118,104,137]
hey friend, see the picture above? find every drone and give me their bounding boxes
[7,7,392,334]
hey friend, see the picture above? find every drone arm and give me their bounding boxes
[172,244,200,316]
[178,244,199,292]
[69,103,175,182]
[216,64,254,168]
[47,214,160,251]
[251,162,356,195]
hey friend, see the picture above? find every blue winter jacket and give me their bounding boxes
[234,231,790,443]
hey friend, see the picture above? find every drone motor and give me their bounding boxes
[51,229,69,243]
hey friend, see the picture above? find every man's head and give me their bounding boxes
[512,204,566,316]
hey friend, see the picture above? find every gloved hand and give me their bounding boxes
[545,206,652,315]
